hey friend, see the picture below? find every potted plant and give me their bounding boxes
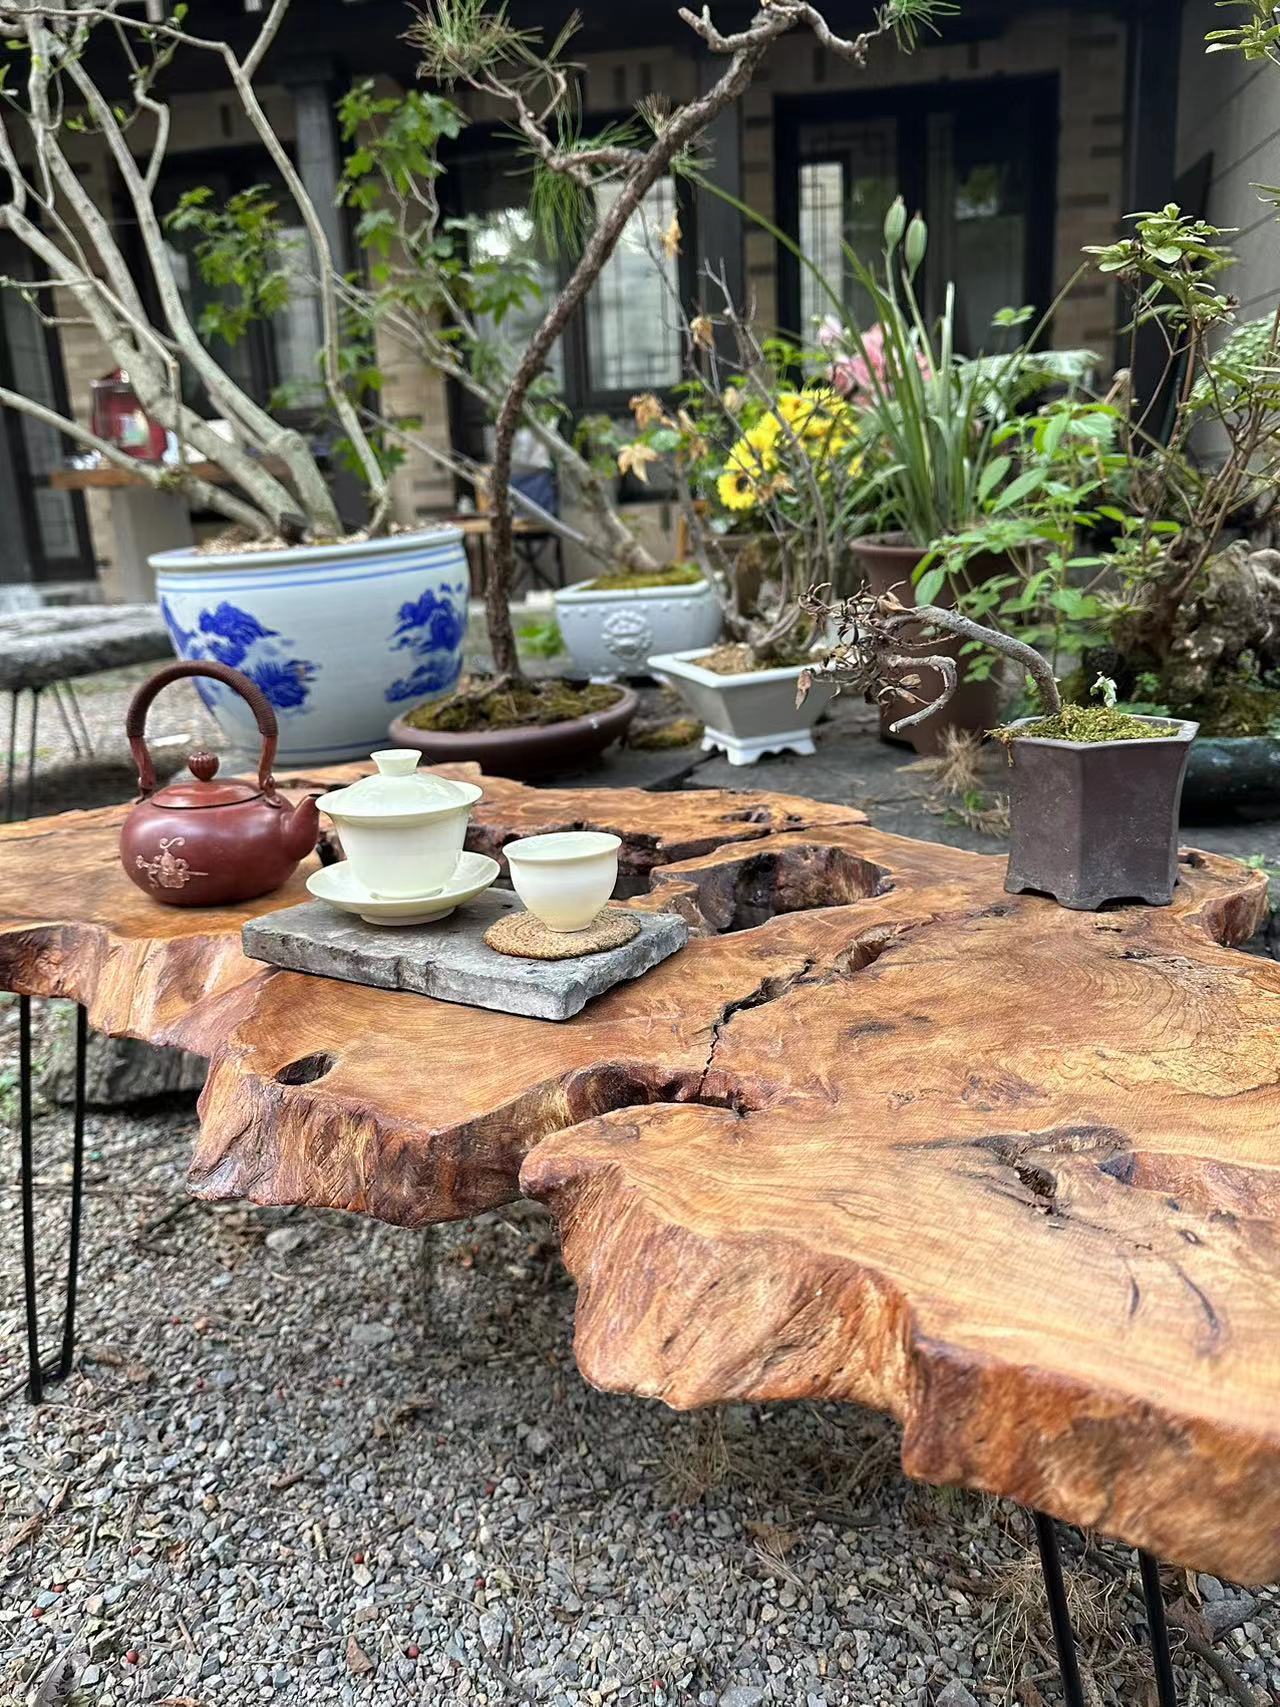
[809,202,1095,755]
[379,0,951,775]
[552,559,722,680]
[916,7,1280,811]
[802,589,1197,910]
[609,295,865,762]
[1071,186,1280,811]
[335,77,723,685]
[0,4,471,766]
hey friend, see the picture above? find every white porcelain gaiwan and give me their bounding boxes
[503,830,621,933]
[318,750,482,898]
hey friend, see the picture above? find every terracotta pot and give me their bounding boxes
[388,687,639,780]
[1003,715,1198,910]
[120,660,320,907]
[852,534,1004,757]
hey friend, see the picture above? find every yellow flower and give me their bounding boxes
[717,469,758,512]
[742,421,781,467]
[661,212,682,260]
[747,411,783,447]
[727,435,770,478]
[773,392,810,425]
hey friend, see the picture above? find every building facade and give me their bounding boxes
[0,0,1243,596]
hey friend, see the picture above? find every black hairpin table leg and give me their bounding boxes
[1034,1510,1087,1707]
[1139,1549,1180,1707]
[7,997,87,1404]
[1033,1511,1180,1707]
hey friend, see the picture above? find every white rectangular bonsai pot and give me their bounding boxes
[647,647,834,766]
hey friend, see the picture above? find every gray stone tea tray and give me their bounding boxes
[242,887,688,1022]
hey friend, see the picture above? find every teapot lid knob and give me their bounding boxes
[188,750,220,782]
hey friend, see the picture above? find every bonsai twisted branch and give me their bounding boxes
[798,589,1062,732]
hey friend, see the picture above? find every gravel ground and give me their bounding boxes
[3,662,1279,1706]
[1,999,1278,1707]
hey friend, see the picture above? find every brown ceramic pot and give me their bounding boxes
[120,660,320,907]
[1002,715,1198,910]
[388,686,639,780]
[852,534,1004,757]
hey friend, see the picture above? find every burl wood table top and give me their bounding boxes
[2,764,1277,1582]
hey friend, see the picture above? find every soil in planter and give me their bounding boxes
[402,677,624,734]
[697,641,813,676]
[580,562,705,592]
[997,704,1181,745]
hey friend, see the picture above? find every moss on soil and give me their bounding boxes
[997,704,1181,745]
[581,562,705,592]
[402,678,624,734]
[627,716,704,751]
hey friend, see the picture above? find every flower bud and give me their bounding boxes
[904,213,928,276]
[883,196,907,253]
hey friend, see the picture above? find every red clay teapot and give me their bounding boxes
[120,660,319,907]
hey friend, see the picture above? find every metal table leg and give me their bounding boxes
[1033,1512,1180,1707]
[7,997,88,1404]
[1139,1549,1180,1707]
[1034,1510,1086,1707]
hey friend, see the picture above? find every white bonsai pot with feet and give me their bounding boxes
[647,647,834,766]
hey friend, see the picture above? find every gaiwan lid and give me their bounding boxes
[319,751,481,825]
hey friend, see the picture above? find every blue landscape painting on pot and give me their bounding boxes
[151,528,469,765]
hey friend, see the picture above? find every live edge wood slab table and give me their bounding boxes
[4,763,1280,1617]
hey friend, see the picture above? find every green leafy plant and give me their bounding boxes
[517,614,565,656]
[774,196,1095,552]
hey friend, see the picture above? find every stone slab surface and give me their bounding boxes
[242,888,689,1021]
[0,603,171,692]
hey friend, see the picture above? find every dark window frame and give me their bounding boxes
[774,74,1060,344]
[438,119,699,461]
[0,236,95,583]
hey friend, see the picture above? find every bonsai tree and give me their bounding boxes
[801,584,1194,911]
[405,0,957,686]
[798,586,1064,736]
[0,0,391,539]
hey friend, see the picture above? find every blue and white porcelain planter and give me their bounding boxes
[151,527,469,766]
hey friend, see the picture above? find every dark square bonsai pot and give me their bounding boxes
[1002,715,1198,911]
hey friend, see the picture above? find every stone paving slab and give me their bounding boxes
[243,887,690,1020]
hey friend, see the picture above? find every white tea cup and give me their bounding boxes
[503,831,621,932]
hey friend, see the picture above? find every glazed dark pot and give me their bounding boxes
[388,687,639,780]
[852,534,1004,757]
[1002,715,1198,910]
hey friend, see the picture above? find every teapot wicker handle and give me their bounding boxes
[126,660,279,797]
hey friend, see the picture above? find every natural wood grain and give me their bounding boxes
[3,774,1278,1579]
[0,764,863,1048]
[522,834,1280,1582]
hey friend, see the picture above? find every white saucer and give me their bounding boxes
[306,851,500,926]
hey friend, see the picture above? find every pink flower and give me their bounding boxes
[817,313,846,351]
[829,323,930,401]
[829,324,888,398]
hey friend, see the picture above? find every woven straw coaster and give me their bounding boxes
[484,906,641,961]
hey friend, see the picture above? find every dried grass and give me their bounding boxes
[906,728,1011,837]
